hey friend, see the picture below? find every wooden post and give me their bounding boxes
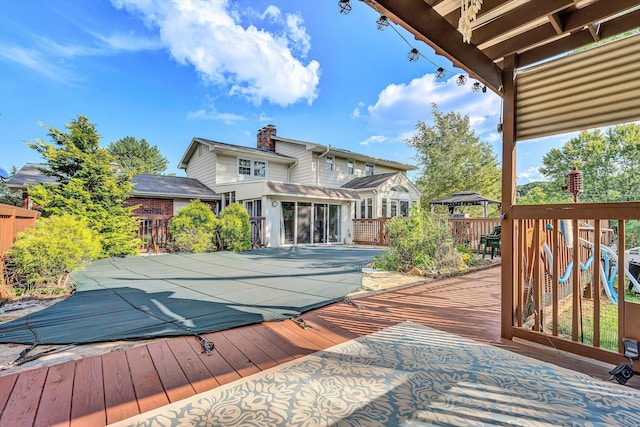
[501,55,517,340]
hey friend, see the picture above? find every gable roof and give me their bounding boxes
[272,135,417,171]
[341,172,400,190]
[6,163,218,200]
[429,191,500,207]
[178,137,296,169]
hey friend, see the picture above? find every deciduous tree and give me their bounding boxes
[406,104,501,209]
[108,136,168,175]
[539,124,640,202]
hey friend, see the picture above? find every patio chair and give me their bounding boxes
[478,225,501,259]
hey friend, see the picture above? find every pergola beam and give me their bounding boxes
[371,0,503,93]
[484,0,639,60]
[513,9,640,68]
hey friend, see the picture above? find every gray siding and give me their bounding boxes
[185,143,217,189]
[274,141,314,185]
[215,153,289,184]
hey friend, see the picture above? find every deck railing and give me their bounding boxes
[0,204,40,254]
[506,202,640,364]
[352,218,388,245]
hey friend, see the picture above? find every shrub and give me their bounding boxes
[218,203,251,252]
[4,214,101,297]
[169,200,217,253]
[372,205,466,274]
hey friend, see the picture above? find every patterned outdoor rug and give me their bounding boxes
[112,321,640,426]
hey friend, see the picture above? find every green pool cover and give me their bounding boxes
[0,247,381,345]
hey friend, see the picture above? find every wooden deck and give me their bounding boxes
[0,267,637,426]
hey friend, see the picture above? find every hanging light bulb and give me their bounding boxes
[456,75,467,86]
[472,82,481,92]
[338,0,352,15]
[376,15,390,30]
[435,67,446,80]
[408,48,420,62]
[482,85,487,93]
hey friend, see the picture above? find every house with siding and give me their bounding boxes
[178,125,420,247]
[7,126,420,248]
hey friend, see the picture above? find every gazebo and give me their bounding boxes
[430,191,500,218]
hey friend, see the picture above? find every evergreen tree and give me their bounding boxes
[27,115,140,257]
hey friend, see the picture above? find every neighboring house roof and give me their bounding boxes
[265,181,359,201]
[341,172,400,190]
[6,163,218,200]
[131,174,219,200]
[178,137,296,169]
[272,135,418,171]
[5,163,57,187]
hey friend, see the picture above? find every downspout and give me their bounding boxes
[287,159,298,182]
[316,147,330,185]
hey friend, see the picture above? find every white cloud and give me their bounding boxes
[351,102,365,119]
[187,107,245,124]
[258,112,273,122]
[111,0,320,107]
[365,73,501,139]
[517,166,548,183]
[0,44,79,84]
[359,135,389,146]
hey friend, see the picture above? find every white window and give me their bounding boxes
[347,159,354,174]
[326,155,335,172]
[238,159,251,175]
[365,163,374,176]
[239,158,267,177]
[254,161,266,177]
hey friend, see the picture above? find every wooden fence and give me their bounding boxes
[0,204,40,254]
[352,217,502,250]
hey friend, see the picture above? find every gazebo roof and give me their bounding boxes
[430,191,500,207]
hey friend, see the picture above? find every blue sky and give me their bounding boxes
[1,0,575,183]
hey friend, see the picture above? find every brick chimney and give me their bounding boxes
[257,124,276,152]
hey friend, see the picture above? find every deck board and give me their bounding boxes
[0,368,47,427]
[2,266,637,427]
[208,331,261,377]
[184,334,242,386]
[165,337,220,394]
[219,328,279,371]
[125,345,169,413]
[146,340,196,403]
[33,360,74,427]
[70,356,105,427]
[102,349,139,425]
[0,372,18,416]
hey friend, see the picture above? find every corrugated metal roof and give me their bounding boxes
[516,34,640,141]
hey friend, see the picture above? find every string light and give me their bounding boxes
[338,0,489,93]
[338,0,352,15]
[376,15,390,30]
